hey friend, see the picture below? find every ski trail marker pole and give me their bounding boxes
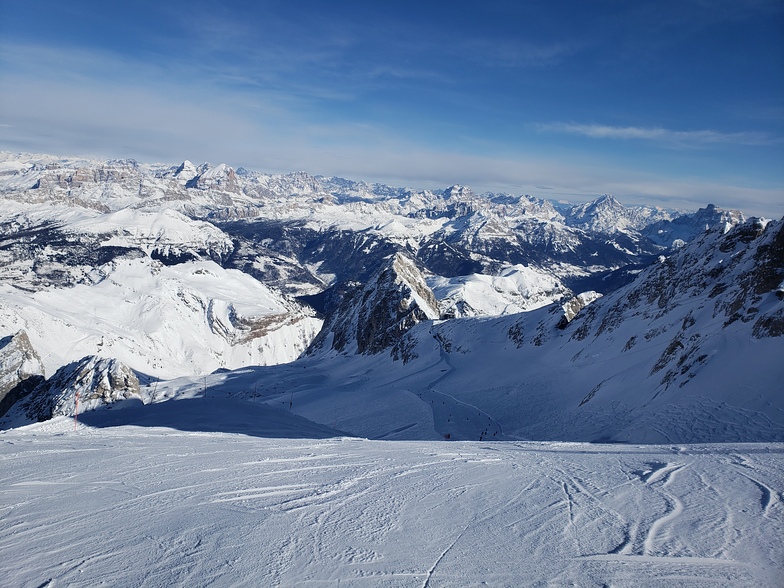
[74,390,80,431]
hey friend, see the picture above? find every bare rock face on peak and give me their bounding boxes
[308,253,440,360]
[566,194,631,233]
[18,356,141,423]
[557,291,603,329]
[172,160,199,184]
[642,203,745,248]
[188,163,241,193]
[0,330,45,416]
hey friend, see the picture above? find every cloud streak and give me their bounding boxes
[0,37,781,220]
[538,122,780,148]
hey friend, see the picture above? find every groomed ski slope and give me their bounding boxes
[1,407,782,587]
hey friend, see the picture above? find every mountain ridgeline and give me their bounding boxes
[1,152,781,442]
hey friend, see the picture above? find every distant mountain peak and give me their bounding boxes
[187,163,240,192]
[643,203,745,247]
[443,185,475,200]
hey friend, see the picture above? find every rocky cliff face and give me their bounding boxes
[642,204,745,248]
[543,216,784,395]
[0,330,45,416]
[413,215,784,442]
[308,253,439,360]
[576,217,783,342]
[16,356,140,422]
[557,291,603,328]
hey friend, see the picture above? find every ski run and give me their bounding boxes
[1,413,782,587]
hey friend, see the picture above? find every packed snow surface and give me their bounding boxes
[1,411,782,587]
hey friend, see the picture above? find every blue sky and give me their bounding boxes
[1,0,782,216]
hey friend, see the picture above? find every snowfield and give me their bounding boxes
[1,153,782,586]
[1,411,782,587]
[0,257,321,379]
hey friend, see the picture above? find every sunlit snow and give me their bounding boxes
[1,412,781,587]
[0,258,321,379]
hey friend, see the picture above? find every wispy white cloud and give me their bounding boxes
[2,70,781,218]
[457,39,577,69]
[537,122,780,147]
[1,42,781,219]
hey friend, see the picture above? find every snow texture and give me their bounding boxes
[0,152,782,587]
[0,258,321,379]
[428,264,570,318]
[0,416,782,587]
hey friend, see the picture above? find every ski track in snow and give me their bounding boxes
[0,419,782,587]
[406,331,507,442]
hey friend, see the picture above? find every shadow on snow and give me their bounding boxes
[77,395,350,440]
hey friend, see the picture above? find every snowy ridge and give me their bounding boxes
[0,150,747,300]
[0,151,721,264]
[428,264,571,318]
[0,258,321,379]
[0,153,739,241]
[308,252,439,360]
[0,203,235,290]
[132,216,784,445]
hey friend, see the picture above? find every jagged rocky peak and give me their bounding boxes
[569,193,621,212]
[694,203,745,230]
[582,193,622,212]
[566,194,634,233]
[391,253,440,318]
[642,203,745,248]
[0,330,45,416]
[188,163,240,192]
[283,171,323,194]
[442,184,476,201]
[20,356,141,422]
[173,160,199,183]
[515,194,563,222]
[309,252,440,359]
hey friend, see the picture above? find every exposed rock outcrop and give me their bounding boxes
[557,291,603,329]
[0,330,45,416]
[308,252,440,360]
[565,217,784,391]
[20,356,140,422]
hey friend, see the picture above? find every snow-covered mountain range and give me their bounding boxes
[1,151,781,444]
[1,151,782,588]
